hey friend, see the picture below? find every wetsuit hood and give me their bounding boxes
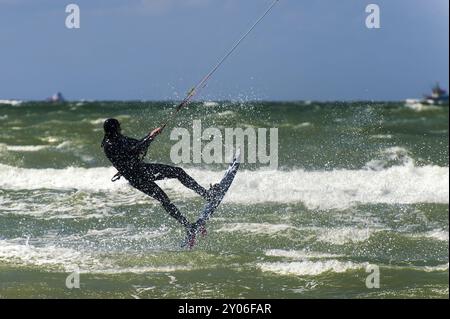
[104,118,121,135]
[102,118,121,148]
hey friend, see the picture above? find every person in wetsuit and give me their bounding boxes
[101,118,215,235]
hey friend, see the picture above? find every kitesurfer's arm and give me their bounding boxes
[133,127,163,154]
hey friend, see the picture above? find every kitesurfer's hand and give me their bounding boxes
[150,127,163,138]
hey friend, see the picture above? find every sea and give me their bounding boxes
[0,100,448,298]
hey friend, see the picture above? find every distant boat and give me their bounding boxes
[423,83,449,106]
[47,92,66,103]
[406,83,449,108]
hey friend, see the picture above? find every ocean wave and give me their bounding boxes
[39,136,61,143]
[216,110,235,117]
[316,227,383,245]
[370,134,393,139]
[0,165,128,191]
[265,249,344,259]
[204,101,219,107]
[263,241,449,277]
[404,102,442,112]
[0,163,448,209]
[222,226,383,245]
[258,260,450,277]
[88,265,194,275]
[365,146,414,171]
[5,145,50,152]
[281,122,313,130]
[0,239,102,271]
[77,226,171,242]
[294,122,312,129]
[0,189,154,220]
[0,100,23,106]
[89,118,108,125]
[215,223,298,235]
[257,260,367,276]
[0,142,73,153]
[421,263,449,272]
[0,238,194,274]
[411,230,449,242]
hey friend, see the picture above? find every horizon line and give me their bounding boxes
[0,98,412,104]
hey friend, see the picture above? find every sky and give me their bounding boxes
[0,0,448,101]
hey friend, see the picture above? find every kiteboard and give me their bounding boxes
[182,150,241,249]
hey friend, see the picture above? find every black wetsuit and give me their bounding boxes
[102,132,208,228]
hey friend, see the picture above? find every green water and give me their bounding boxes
[0,101,448,298]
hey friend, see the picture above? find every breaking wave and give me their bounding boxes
[0,162,447,210]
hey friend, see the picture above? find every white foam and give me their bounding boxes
[370,134,393,139]
[293,122,312,129]
[365,147,414,171]
[0,164,126,191]
[0,238,193,274]
[89,118,108,125]
[265,249,343,259]
[414,230,449,242]
[0,240,101,270]
[422,263,449,272]
[0,163,448,209]
[316,227,381,245]
[404,102,441,112]
[215,223,298,235]
[88,115,130,126]
[216,110,235,117]
[258,260,367,276]
[83,227,130,238]
[0,99,22,106]
[0,188,156,220]
[5,145,49,152]
[0,141,74,153]
[39,136,61,143]
[87,265,193,275]
[204,101,219,107]
[383,147,411,160]
[75,226,171,241]
[55,141,72,150]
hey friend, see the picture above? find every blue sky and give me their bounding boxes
[0,0,448,101]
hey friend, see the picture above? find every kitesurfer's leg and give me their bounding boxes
[146,164,210,200]
[139,182,191,228]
